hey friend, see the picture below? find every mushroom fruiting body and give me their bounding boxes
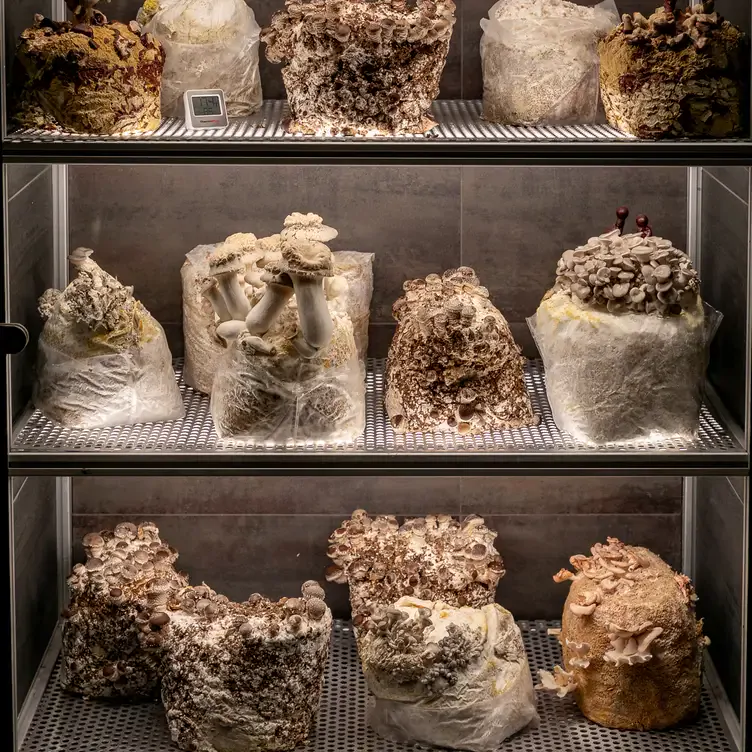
[543,538,706,730]
[199,277,232,323]
[216,320,249,344]
[160,581,332,752]
[244,277,295,336]
[359,598,538,749]
[266,239,335,351]
[281,212,339,244]
[209,246,251,321]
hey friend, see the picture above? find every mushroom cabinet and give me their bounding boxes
[1,0,751,751]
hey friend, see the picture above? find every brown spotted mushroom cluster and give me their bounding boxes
[537,538,707,730]
[14,1,165,134]
[61,522,187,699]
[386,267,537,436]
[325,510,504,619]
[262,0,457,135]
[599,0,747,138]
[551,211,700,316]
[161,581,332,752]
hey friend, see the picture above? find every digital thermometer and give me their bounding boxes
[183,89,229,130]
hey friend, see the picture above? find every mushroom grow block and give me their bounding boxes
[262,0,457,135]
[326,510,505,617]
[161,582,332,752]
[13,12,165,134]
[35,248,184,429]
[182,237,373,395]
[598,1,748,139]
[359,598,538,752]
[209,226,365,442]
[386,267,537,436]
[529,223,717,444]
[61,522,188,699]
[543,538,706,730]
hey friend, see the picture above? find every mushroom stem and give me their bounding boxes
[244,280,295,336]
[292,333,321,359]
[215,272,250,321]
[216,320,248,344]
[291,275,334,350]
[244,269,266,289]
[202,283,232,323]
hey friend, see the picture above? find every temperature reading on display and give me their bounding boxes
[192,95,221,116]
[183,89,229,130]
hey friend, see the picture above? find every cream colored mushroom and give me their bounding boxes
[570,602,597,616]
[244,276,295,336]
[535,666,577,697]
[208,245,250,321]
[565,639,591,669]
[281,212,338,243]
[198,276,232,323]
[215,320,247,343]
[604,622,663,666]
[266,239,335,354]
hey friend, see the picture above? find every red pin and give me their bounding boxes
[636,214,653,237]
[614,206,629,235]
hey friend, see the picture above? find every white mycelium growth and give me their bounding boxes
[61,522,187,699]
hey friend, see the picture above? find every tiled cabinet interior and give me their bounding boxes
[3,0,751,749]
[8,162,751,724]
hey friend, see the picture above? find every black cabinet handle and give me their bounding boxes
[0,324,30,355]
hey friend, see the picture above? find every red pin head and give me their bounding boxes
[614,206,629,235]
[635,214,653,237]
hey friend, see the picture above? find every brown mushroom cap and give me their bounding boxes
[266,239,335,279]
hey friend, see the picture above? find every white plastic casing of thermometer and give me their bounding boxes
[183,89,229,130]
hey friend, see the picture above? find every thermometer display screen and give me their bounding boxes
[192,95,222,116]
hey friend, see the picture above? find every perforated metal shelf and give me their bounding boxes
[5,100,750,165]
[9,359,746,476]
[20,621,735,752]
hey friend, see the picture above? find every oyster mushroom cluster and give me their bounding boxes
[161,581,332,752]
[326,510,504,618]
[206,215,366,441]
[531,208,714,444]
[598,0,747,138]
[359,597,538,751]
[14,3,165,134]
[552,211,700,316]
[262,0,457,135]
[61,522,187,698]
[537,538,707,730]
[63,524,333,752]
[386,267,538,436]
[35,248,183,428]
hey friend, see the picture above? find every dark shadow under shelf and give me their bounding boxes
[9,359,748,476]
[5,101,751,165]
[19,621,735,752]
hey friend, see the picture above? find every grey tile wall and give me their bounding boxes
[696,476,744,716]
[68,165,463,342]
[6,166,54,420]
[72,475,682,620]
[461,166,687,323]
[68,164,686,360]
[13,476,58,709]
[701,168,750,430]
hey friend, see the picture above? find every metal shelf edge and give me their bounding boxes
[7,451,750,476]
[4,139,752,165]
